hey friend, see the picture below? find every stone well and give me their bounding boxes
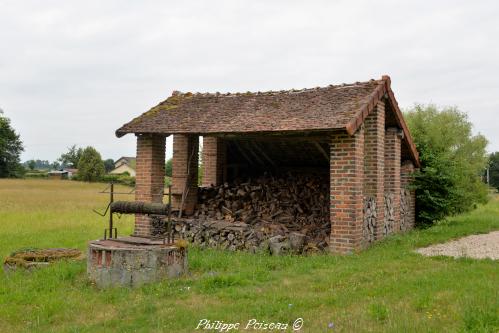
[87,237,187,288]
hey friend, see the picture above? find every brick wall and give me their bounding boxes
[384,127,402,233]
[202,136,226,187]
[363,101,385,244]
[401,160,416,230]
[134,134,166,237]
[172,134,199,215]
[330,126,364,254]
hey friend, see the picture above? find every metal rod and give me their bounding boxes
[109,182,114,238]
[99,191,135,195]
[168,185,172,243]
[98,187,134,194]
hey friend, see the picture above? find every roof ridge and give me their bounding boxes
[166,79,382,100]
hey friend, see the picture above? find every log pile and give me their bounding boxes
[383,193,395,235]
[173,218,317,255]
[400,188,413,231]
[363,197,376,243]
[185,173,330,253]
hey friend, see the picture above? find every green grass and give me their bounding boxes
[0,179,498,333]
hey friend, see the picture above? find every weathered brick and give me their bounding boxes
[364,101,385,242]
[134,134,166,237]
[330,127,364,254]
[385,127,402,232]
[202,137,226,187]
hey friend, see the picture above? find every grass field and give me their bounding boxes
[0,179,498,333]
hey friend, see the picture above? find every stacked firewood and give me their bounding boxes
[188,173,330,252]
[383,193,395,235]
[400,188,413,231]
[174,219,253,251]
[363,197,376,243]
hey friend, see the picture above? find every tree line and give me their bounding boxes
[1,106,498,226]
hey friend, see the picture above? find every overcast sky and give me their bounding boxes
[1,0,498,162]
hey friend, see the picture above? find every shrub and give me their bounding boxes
[164,176,171,187]
[25,172,48,179]
[118,175,135,187]
[405,105,489,226]
[100,173,135,187]
[100,174,120,183]
[488,152,499,191]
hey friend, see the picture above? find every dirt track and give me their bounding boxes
[416,231,499,260]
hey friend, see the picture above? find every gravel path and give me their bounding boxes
[416,231,499,260]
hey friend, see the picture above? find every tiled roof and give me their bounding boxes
[116,75,419,166]
[115,156,136,169]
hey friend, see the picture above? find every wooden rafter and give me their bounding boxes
[232,141,256,166]
[251,141,277,168]
[312,141,330,162]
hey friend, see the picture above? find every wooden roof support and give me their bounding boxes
[251,141,278,168]
[232,141,256,166]
[242,141,266,166]
[312,141,330,162]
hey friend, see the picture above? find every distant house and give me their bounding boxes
[110,157,136,177]
[48,170,68,180]
[48,168,77,180]
[65,168,78,178]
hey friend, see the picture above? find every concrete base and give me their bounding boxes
[87,237,187,288]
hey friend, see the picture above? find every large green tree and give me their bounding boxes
[405,104,489,225]
[77,146,105,182]
[0,111,24,177]
[488,152,499,190]
[58,145,83,168]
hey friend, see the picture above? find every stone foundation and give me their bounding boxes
[87,237,187,288]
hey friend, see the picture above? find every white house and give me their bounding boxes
[110,157,136,177]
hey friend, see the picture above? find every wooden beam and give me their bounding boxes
[312,141,330,162]
[251,142,277,168]
[242,141,266,165]
[221,133,332,143]
[232,141,256,166]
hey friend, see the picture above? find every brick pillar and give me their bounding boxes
[202,137,226,187]
[363,101,385,243]
[172,134,199,215]
[401,160,416,230]
[330,127,364,254]
[384,127,403,233]
[134,134,166,237]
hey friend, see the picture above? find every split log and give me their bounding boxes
[363,197,376,243]
[383,193,395,235]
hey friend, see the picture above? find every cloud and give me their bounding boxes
[0,0,497,161]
